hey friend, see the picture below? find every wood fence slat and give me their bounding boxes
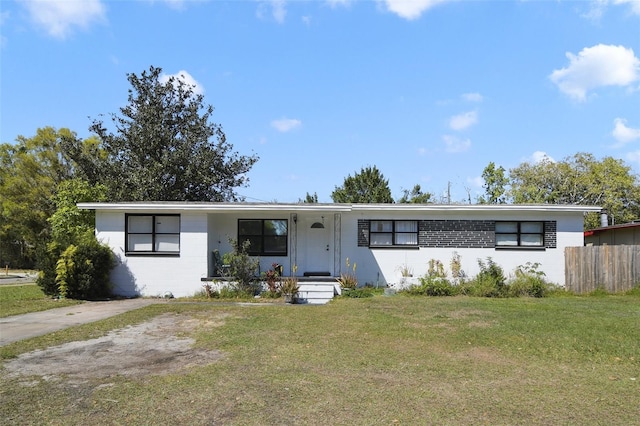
[565,245,640,293]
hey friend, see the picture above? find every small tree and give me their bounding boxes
[478,162,508,204]
[227,239,260,295]
[331,166,393,203]
[37,179,114,299]
[398,184,433,204]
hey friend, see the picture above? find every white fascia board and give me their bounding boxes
[351,204,602,213]
[77,202,352,213]
[78,202,602,214]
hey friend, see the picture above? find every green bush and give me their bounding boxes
[37,241,64,297]
[37,236,114,299]
[227,239,261,295]
[462,257,507,298]
[407,277,457,296]
[507,262,552,298]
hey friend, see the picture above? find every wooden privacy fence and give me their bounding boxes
[565,245,640,293]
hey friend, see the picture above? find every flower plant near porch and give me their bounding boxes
[337,258,358,290]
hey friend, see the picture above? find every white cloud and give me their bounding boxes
[257,0,287,23]
[442,135,471,153]
[159,70,204,95]
[626,150,640,165]
[383,0,454,20]
[582,0,640,20]
[612,118,640,145]
[1,11,9,47]
[271,118,302,132]
[614,0,640,15]
[462,92,483,103]
[21,0,106,39]
[529,151,555,163]
[467,176,484,188]
[549,44,640,101]
[449,110,478,131]
[326,0,351,7]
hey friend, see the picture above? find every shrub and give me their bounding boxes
[337,258,358,290]
[262,263,282,295]
[400,258,457,296]
[52,236,114,299]
[227,239,261,295]
[508,262,552,298]
[281,266,300,303]
[201,282,220,299]
[463,257,507,298]
[37,241,64,297]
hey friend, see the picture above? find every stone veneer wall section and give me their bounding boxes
[544,221,557,248]
[419,220,494,248]
[358,219,557,249]
[357,220,369,247]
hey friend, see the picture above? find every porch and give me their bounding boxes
[200,276,341,305]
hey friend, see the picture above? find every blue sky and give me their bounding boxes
[1,0,639,203]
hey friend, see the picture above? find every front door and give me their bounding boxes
[301,215,332,275]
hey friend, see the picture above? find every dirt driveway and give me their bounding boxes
[2,301,229,381]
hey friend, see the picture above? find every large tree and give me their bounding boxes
[0,127,76,267]
[507,153,640,229]
[76,66,258,201]
[331,166,394,203]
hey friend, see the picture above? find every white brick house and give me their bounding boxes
[78,202,600,299]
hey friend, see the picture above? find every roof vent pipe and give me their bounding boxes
[600,210,608,228]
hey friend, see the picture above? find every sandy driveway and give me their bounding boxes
[1,299,228,381]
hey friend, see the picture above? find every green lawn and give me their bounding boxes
[1,295,638,425]
[0,284,81,318]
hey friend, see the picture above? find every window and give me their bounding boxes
[238,219,288,256]
[126,214,180,254]
[495,221,544,247]
[369,220,418,247]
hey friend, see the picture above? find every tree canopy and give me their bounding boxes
[398,184,433,204]
[480,153,640,229]
[331,166,394,203]
[69,66,258,202]
[0,127,76,267]
[478,162,508,204]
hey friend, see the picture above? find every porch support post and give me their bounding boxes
[333,213,341,276]
[290,212,298,276]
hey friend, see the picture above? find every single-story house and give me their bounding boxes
[78,202,601,302]
[584,221,640,246]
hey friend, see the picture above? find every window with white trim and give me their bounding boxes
[369,220,418,246]
[238,219,288,256]
[126,214,180,254]
[495,221,544,247]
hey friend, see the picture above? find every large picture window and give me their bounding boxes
[369,220,418,247]
[126,214,180,254]
[495,221,544,247]
[238,219,288,256]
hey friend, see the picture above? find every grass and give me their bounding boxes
[1,295,639,425]
[0,284,81,318]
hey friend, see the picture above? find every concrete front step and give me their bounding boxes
[296,282,338,305]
